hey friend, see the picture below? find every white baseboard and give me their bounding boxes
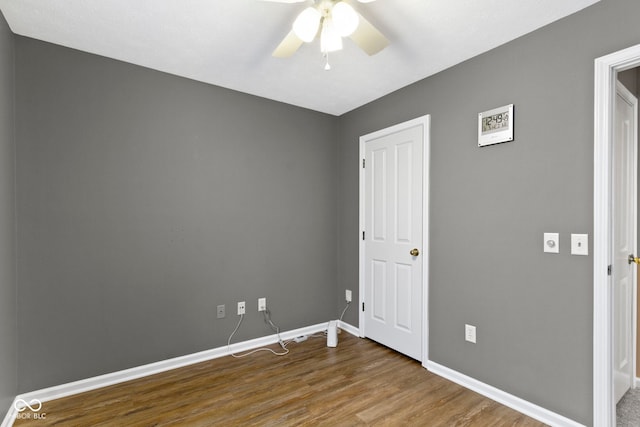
[2,322,329,426]
[338,321,359,337]
[425,361,585,427]
[1,403,17,427]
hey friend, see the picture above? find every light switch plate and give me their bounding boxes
[571,234,588,256]
[544,232,559,253]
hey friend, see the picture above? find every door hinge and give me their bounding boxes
[607,264,612,276]
[362,159,365,168]
[362,231,365,240]
[362,302,365,311]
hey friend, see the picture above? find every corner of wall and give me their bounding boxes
[0,7,18,422]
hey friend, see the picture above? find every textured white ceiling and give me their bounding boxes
[0,0,599,116]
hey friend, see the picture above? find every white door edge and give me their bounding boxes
[612,80,638,402]
[594,43,640,427]
[358,115,431,365]
[616,80,639,397]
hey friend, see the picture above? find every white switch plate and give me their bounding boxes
[465,324,476,343]
[571,234,588,256]
[544,232,559,253]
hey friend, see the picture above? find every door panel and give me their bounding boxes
[372,148,387,241]
[396,142,413,242]
[372,260,386,321]
[363,123,423,361]
[395,263,412,330]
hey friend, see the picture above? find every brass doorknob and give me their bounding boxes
[410,248,420,256]
[629,254,640,265]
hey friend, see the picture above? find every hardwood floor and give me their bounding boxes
[13,333,546,426]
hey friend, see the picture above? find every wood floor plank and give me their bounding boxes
[13,333,547,426]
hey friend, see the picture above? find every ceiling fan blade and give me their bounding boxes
[273,30,304,58]
[350,13,389,56]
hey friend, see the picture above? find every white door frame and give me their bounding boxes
[594,43,640,426]
[358,115,430,367]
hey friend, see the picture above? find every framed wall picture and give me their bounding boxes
[478,104,514,147]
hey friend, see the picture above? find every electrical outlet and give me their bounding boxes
[465,324,476,343]
[345,289,352,303]
[258,297,266,312]
[216,304,225,319]
[571,233,589,256]
[237,301,245,315]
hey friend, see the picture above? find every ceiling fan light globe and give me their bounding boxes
[332,2,359,37]
[292,7,321,42]
[320,18,343,53]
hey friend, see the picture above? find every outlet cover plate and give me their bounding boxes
[345,289,352,302]
[465,324,477,343]
[258,297,266,312]
[237,301,245,315]
[543,232,559,253]
[217,304,225,319]
[571,233,588,256]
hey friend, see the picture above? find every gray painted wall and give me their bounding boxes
[0,10,16,421]
[337,0,640,424]
[618,68,637,93]
[15,37,338,392]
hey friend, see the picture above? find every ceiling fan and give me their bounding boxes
[261,0,389,69]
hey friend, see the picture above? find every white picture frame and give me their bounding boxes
[478,104,514,147]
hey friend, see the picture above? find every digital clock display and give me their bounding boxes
[478,104,514,147]
[482,111,509,134]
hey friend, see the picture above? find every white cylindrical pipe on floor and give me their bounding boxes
[327,320,338,347]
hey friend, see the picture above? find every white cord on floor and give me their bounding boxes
[227,311,289,358]
[227,305,347,358]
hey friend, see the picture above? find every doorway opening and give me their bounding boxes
[612,74,639,423]
[594,44,640,426]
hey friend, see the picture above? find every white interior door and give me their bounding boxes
[613,80,638,403]
[360,117,428,361]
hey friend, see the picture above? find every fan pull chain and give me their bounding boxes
[324,53,331,70]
